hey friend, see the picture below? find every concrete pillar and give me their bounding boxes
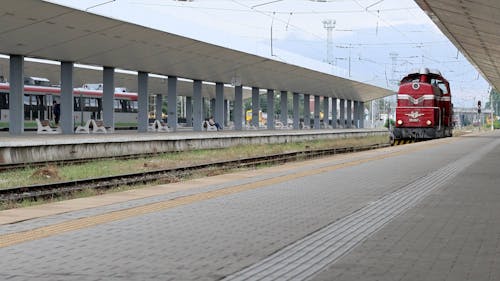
[167,76,177,130]
[9,55,24,135]
[215,82,224,128]
[224,99,229,127]
[103,67,115,129]
[137,72,148,132]
[361,102,365,128]
[332,98,337,128]
[186,96,192,126]
[202,97,206,119]
[267,89,275,129]
[293,92,300,129]
[234,85,243,131]
[252,87,260,128]
[314,95,320,129]
[155,95,163,121]
[339,99,345,128]
[304,94,310,128]
[323,96,330,128]
[193,80,202,132]
[280,91,288,126]
[60,61,74,134]
[354,101,360,128]
[347,99,352,128]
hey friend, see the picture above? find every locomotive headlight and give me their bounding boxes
[426,120,432,126]
[397,120,403,125]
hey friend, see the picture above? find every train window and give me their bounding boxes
[74,97,81,111]
[24,95,31,105]
[114,100,122,111]
[131,101,138,113]
[89,98,98,107]
[0,93,8,109]
[119,100,130,112]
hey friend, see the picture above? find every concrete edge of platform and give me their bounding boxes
[0,129,390,165]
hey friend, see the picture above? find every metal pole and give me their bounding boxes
[491,90,494,131]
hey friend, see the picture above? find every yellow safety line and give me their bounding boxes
[0,141,441,248]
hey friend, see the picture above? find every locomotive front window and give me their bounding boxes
[438,83,448,94]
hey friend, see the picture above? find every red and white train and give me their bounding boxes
[393,68,453,139]
[0,77,138,125]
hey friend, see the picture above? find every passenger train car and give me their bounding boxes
[0,77,138,125]
[393,68,453,139]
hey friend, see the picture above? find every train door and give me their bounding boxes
[35,95,46,120]
[97,98,102,120]
[47,95,54,121]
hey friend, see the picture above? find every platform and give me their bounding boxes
[0,128,389,165]
[0,130,498,281]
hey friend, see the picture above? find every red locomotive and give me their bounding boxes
[393,68,453,139]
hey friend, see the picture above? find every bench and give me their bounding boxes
[203,121,217,131]
[36,118,61,134]
[155,120,170,132]
[91,120,107,133]
[75,119,92,134]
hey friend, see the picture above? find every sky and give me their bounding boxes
[47,0,491,108]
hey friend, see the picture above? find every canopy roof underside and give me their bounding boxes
[416,0,500,91]
[0,0,392,102]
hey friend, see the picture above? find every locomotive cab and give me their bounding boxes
[393,68,453,140]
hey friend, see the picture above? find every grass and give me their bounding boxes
[0,135,388,190]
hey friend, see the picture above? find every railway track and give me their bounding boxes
[0,143,389,202]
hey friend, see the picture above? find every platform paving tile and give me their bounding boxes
[310,135,500,281]
[0,145,402,232]
[0,133,497,281]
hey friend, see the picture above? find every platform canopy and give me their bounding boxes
[416,0,500,91]
[0,0,392,102]
[0,57,253,100]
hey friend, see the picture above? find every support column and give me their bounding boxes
[234,85,243,131]
[193,80,202,132]
[323,96,330,128]
[304,94,310,128]
[339,99,345,128]
[224,99,229,127]
[155,95,163,121]
[137,72,148,132]
[167,76,178,130]
[314,95,320,129]
[9,55,24,135]
[360,101,365,128]
[267,89,275,129]
[332,98,337,128]
[103,67,115,129]
[252,87,260,128]
[280,91,288,126]
[354,101,360,128]
[347,99,352,128]
[186,96,193,127]
[293,92,300,129]
[60,61,74,134]
[215,82,224,128]
[202,97,206,119]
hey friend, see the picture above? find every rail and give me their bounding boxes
[0,143,389,202]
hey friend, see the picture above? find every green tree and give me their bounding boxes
[486,88,500,113]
